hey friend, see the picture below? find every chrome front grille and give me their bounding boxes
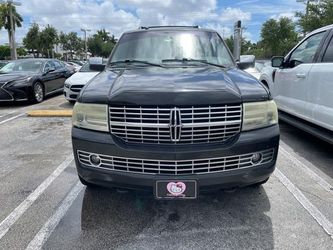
[109,105,242,144]
[77,149,274,175]
[70,85,84,92]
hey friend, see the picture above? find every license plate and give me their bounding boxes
[155,180,197,199]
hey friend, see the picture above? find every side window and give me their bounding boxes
[289,32,326,65]
[53,60,62,69]
[48,61,56,68]
[322,35,333,62]
[44,62,52,72]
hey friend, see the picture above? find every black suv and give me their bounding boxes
[72,26,279,199]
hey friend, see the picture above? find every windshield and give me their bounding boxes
[110,30,234,67]
[79,63,95,72]
[0,60,43,73]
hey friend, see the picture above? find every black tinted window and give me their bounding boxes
[44,62,52,72]
[53,60,62,69]
[323,36,333,62]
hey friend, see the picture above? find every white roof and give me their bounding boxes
[307,24,333,37]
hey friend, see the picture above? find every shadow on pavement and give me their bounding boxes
[77,186,273,249]
[279,121,333,179]
[59,101,74,109]
[0,92,63,109]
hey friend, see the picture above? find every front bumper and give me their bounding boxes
[72,125,279,191]
[63,87,78,101]
[0,84,29,101]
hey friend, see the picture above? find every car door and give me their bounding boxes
[42,61,54,94]
[43,60,59,94]
[52,60,67,90]
[306,29,333,131]
[273,31,327,121]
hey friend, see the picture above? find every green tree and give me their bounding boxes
[224,35,260,57]
[0,45,10,59]
[59,32,83,59]
[87,35,103,56]
[23,23,40,58]
[0,3,23,51]
[224,36,234,52]
[17,47,27,57]
[39,25,58,58]
[296,0,333,33]
[260,17,298,57]
[88,30,116,57]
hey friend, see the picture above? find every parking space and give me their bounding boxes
[0,95,332,249]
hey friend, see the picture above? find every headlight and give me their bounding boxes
[72,102,109,132]
[64,79,71,88]
[7,77,31,87]
[242,100,278,131]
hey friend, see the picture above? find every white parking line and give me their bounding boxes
[0,155,73,240]
[279,143,333,195]
[0,113,25,125]
[274,168,333,239]
[25,181,84,250]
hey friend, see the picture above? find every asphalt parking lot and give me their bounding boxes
[0,94,332,250]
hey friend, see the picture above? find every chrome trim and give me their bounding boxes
[77,148,274,175]
[169,107,182,142]
[0,81,14,101]
[109,105,242,144]
[45,88,63,96]
[111,121,170,128]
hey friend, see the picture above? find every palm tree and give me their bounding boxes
[0,3,23,51]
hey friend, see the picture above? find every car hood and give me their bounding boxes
[79,66,269,105]
[66,72,99,85]
[0,72,34,86]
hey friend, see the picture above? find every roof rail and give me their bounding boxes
[139,25,199,30]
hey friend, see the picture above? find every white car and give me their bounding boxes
[245,60,271,80]
[259,64,275,90]
[64,62,103,103]
[271,24,333,143]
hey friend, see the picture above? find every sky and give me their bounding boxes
[0,0,306,45]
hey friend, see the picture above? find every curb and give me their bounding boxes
[27,110,73,117]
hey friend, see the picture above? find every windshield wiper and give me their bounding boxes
[110,60,163,68]
[162,58,226,68]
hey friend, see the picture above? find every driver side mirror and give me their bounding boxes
[271,56,284,68]
[237,55,255,70]
[89,57,105,71]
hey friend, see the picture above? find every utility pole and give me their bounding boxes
[0,0,21,60]
[81,28,91,60]
[233,20,242,61]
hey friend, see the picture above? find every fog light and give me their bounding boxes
[251,153,262,164]
[90,154,101,166]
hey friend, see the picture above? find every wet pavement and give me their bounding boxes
[0,94,332,249]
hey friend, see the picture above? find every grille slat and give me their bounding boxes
[110,105,242,144]
[70,85,84,92]
[78,149,274,175]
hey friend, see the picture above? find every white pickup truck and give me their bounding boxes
[270,24,333,144]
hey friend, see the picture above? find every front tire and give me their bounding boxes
[32,82,45,103]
